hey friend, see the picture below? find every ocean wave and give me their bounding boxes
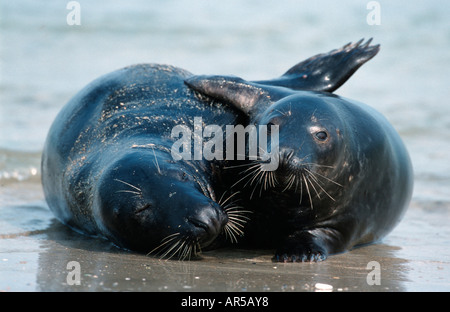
[0,148,42,184]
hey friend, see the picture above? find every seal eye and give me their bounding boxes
[315,131,328,142]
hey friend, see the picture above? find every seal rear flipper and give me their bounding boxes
[272,228,348,262]
[254,38,380,92]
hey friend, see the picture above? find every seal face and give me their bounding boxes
[252,93,413,262]
[94,148,228,254]
[185,40,414,262]
[41,64,247,259]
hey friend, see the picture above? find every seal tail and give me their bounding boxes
[254,38,380,93]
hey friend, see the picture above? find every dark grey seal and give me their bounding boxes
[41,64,250,259]
[185,40,413,262]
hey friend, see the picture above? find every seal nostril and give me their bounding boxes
[220,209,229,227]
[188,204,227,238]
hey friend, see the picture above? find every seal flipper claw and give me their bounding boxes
[361,37,373,48]
[273,248,327,263]
[254,38,380,92]
[272,230,335,262]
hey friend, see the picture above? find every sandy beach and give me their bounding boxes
[1,181,449,292]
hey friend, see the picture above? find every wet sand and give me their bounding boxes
[1,182,449,292]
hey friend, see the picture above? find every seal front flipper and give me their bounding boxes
[185,75,293,117]
[272,228,348,262]
[254,38,380,92]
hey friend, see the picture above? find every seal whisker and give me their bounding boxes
[226,214,250,226]
[261,170,267,191]
[159,239,183,260]
[224,224,238,243]
[226,212,252,221]
[304,168,336,202]
[288,173,297,189]
[180,245,190,261]
[226,221,245,236]
[248,163,268,199]
[274,108,291,117]
[151,146,162,175]
[218,191,228,207]
[222,196,251,244]
[302,173,314,210]
[224,205,252,217]
[116,190,142,196]
[179,239,194,261]
[151,234,200,261]
[249,175,262,199]
[189,239,200,260]
[147,232,181,257]
[227,214,250,225]
[269,170,277,188]
[255,169,268,197]
[224,205,252,215]
[296,173,303,205]
[242,162,264,176]
[188,243,195,261]
[264,170,277,194]
[170,236,195,261]
[305,173,321,200]
[196,241,202,255]
[234,157,279,197]
[248,165,264,186]
[264,170,272,191]
[306,168,343,187]
[167,239,187,261]
[223,205,251,244]
[225,206,248,212]
[231,163,261,189]
[282,173,296,192]
[247,170,265,197]
[113,178,142,192]
[302,163,336,169]
[218,190,241,207]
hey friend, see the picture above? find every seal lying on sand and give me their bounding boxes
[42,64,246,259]
[185,40,414,262]
[42,39,382,260]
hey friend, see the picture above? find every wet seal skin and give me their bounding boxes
[41,64,252,259]
[185,39,414,262]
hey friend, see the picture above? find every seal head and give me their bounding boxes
[41,64,241,260]
[95,148,228,254]
[185,48,413,262]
